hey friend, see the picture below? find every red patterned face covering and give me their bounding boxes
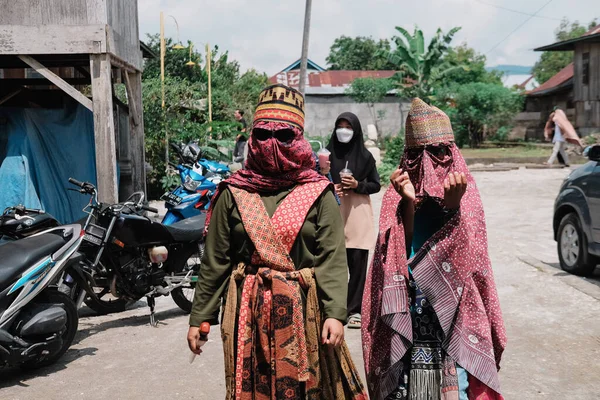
[245,121,316,177]
[402,143,454,204]
[204,121,330,234]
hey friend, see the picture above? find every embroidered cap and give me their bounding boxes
[405,98,454,148]
[253,84,305,130]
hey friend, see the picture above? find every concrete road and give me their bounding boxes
[1,168,600,399]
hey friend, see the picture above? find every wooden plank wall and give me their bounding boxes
[574,43,600,130]
[0,0,107,25]
[106,0,142,69]
[0,0,140,68]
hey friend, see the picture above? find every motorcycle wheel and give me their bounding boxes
[171,242,204,314]
[21,290,78,370]
[84,287,138,315]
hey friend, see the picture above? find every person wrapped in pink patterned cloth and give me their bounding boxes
[362,98,507,400]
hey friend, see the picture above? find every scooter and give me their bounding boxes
[161,142,229,225]
[0,224,82,369]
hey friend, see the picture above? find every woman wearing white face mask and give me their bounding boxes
[326,112,381,329]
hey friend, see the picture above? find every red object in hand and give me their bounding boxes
[199,322,210,341]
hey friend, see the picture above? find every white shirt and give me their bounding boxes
[553,124,565,143]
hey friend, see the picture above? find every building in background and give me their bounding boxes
[531,24,600,137]
[0,0,148,222]
[270,59,409,138]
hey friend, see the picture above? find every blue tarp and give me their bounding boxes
[0,104,97,224]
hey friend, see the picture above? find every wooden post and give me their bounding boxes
[123,70,140,126]
[90,54,118,203]
[160,12,166,109]
[127,71,146,194]
[160,11,169,171]
[298,0,313,94]
[206,43,212,131]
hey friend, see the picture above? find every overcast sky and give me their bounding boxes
[138,0,599,76]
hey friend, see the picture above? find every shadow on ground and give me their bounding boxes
[544,262,600,288]
[0,306,186,388]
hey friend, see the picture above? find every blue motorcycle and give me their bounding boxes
[161,142,230,226]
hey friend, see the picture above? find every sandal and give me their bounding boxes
[347,314,361,329]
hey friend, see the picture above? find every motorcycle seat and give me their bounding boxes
[164,213,206,242]
[0,234,66,291]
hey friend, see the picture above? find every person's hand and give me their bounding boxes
[341,175,358,190]
[444,172,467,209]
[321,318,344,348]
[390,169,416,202]
[320,160,331,176]
[187,326,207,355]
[334,184,346,198]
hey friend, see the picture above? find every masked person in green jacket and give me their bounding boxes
[186,84,367,400]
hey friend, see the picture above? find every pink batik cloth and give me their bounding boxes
[361,144,507,400]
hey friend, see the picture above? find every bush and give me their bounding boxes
[377,162,397,184]
[382,133,405,166]
[584,134,599,145]
[490,126,512,143]
[377,133,405,184]
[438,83,523,147]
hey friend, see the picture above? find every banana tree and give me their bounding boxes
[384,26,463,101]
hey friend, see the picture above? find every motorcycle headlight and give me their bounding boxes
[183,177,201,192]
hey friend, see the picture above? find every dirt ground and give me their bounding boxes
[1,167,600,399]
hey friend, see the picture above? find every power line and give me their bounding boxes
[475,0,561,21]
[486,0,555,54]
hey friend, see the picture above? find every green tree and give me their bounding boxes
[143,34,205,81]
[383,26,463,101]
[326,36,395,70]
[533,18,598,84]
[140,34,269,195]
[346,77,394,136]
[442,44,503,86]
[438,83,523,148]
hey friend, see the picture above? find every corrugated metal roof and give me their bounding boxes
[534,24,600,52]
[526,63,573,96]
[269,70,396,92]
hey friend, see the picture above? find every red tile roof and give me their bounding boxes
[527,63,573,96]
[269,70,396,89]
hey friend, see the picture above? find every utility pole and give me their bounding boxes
[298,0,312,94]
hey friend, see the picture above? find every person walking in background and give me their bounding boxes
[326,112,380,330]
[544,107,584,167]
[233,109,248,166]
[232,133,247,165]
[187,84,367,399]
[362,98,506,400]
[234,109,248,133]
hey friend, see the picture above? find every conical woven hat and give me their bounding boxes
[405,98,454,148]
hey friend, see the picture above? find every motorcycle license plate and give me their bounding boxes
[161,192,183,206]
[83,234,102,246]
[83,223,106,246]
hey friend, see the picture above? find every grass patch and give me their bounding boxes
[460,147,550,159]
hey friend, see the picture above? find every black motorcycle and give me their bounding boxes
[65,179,204,326]
[0,205,60,241]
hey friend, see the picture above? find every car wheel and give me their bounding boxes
[557,213,598,276]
